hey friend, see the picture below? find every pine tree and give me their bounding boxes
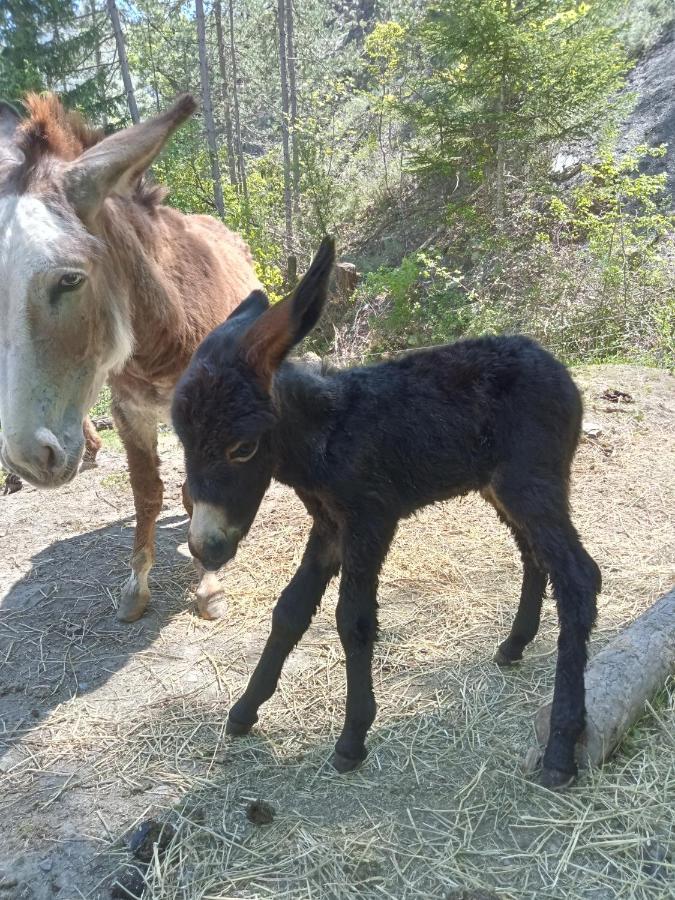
[407,0,628,206]
[0,0,107,115]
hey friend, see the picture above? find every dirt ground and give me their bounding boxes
[1,364,673,900]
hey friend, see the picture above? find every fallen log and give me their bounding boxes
[527,587,675,771]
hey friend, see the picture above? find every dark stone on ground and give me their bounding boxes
[246,799,275,826]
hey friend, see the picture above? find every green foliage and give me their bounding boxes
[548,146,675,357]
[0,0,119,118]
[1,0,672,370]
[550,146,673,262]
[360,252,473,349]
[405,0,628,187]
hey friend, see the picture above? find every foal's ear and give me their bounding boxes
[240,237,336,385]
[226,289,270,325]
[64,95,196,224]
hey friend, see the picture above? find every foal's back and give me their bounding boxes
[314,335,582,512]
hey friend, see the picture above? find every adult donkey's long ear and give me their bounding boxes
[241,237,335,386]
[64,95,196,223]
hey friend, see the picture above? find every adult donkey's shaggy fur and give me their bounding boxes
[0,94,260,620]
[172,238,601,789]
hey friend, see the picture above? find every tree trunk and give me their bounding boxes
[277,0,294,260]
[106,0,140,124]
[88,0,108,126]
[195,0,225,218]
[228,0,248,202]
[285,0,300,215]
[495,75,506,223]
[494,0,511,225]
[214,0,237,187]
[528,587,675,771]
[142,0,161,113]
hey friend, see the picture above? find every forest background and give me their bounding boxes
[1,0,674,365]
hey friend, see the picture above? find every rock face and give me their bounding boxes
[619,27,675,199]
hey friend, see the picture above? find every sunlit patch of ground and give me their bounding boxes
[0,365,673,899]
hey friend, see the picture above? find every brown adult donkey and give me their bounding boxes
[0,94,260,621]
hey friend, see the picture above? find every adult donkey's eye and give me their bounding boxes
[58,272,86,291]
[228,439,259,463]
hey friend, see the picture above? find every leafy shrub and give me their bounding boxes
[359,251,474,350]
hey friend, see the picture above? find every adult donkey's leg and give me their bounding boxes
[180,478,229,620]
[112,398,163,622]
[81,416,103,468]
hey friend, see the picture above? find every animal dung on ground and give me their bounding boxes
[601,388,633,403]
[246,799,275,825]
[127,818,176,862]
[530,586,675,770]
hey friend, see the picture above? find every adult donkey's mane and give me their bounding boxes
[0,93,261,621]
[5,93,162,208]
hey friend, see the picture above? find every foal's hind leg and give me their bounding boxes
[112,397,163,622]
[493,518,548,666]
[180,479,228,619]
[492,475,600,787]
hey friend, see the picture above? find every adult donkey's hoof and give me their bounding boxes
[118,576,149,622]
[195,570,228,620]
[196,591,228,621]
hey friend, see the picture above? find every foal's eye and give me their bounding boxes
[58,272,86,291]
[227,439,259,463]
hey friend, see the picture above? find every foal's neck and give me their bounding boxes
[271,361,337,487]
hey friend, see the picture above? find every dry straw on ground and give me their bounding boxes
[0,364,673,899]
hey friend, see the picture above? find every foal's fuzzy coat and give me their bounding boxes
[172,238,601,789]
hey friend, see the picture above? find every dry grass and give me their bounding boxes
[0,364,673,900]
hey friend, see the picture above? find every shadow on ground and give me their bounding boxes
[0,513,192,763]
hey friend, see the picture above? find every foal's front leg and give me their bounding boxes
[112,398,163,622]
[332,520,397,772]
[227,524,340,734]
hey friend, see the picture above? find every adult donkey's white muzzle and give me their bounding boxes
[0,425,82,487]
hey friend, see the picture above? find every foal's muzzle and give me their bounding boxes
[188,531,239,571]
[188,502,241,571]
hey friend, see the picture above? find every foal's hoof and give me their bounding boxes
[330,751,366,774]
[540,766,577,791]
[493,642,522,667]
[226,716,255,736]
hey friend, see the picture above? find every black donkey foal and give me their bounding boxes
[172,237,601,789]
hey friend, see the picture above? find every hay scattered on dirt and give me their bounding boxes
[0,364,673,899]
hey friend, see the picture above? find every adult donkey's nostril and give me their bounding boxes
[34,428,67,476]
